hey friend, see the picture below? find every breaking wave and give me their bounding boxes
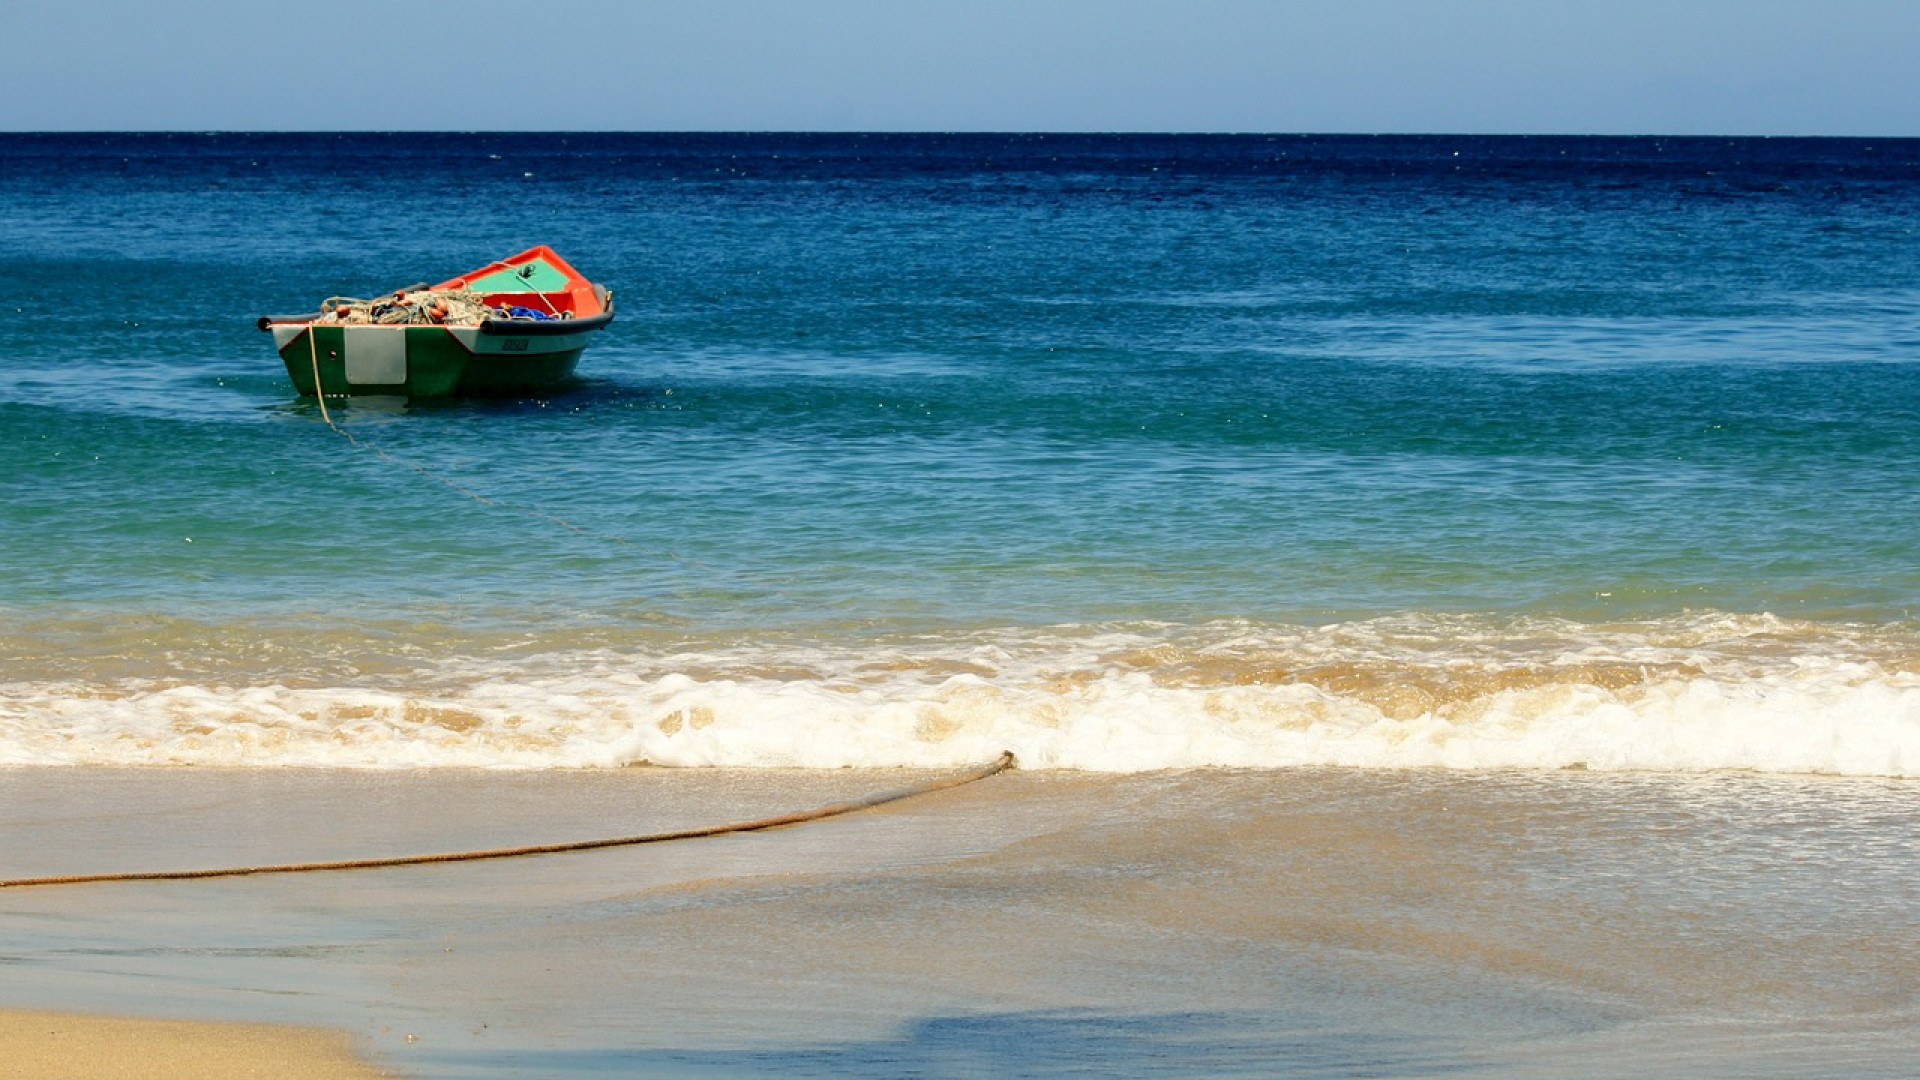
[4,612,1920,776]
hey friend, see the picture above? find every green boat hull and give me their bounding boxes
[273,322,600,398]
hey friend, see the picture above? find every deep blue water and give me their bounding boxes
[4,133,1920,771]
[7,135,1920,1080]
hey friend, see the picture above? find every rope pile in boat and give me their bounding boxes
[317,288,564,326]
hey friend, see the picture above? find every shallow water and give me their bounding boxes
[7,134,1920,774]
[4,133,1920,1075]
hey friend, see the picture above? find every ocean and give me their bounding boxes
[2,132,1918,1077]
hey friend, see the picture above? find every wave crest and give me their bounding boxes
[5,613,1920,775]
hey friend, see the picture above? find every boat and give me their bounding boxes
[258,246,614,398]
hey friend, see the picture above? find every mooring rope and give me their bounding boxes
[301,326,630,546]
[307,325,333,428]
[0,753,1016,890]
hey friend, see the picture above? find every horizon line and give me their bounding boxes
[3,129,1917,140]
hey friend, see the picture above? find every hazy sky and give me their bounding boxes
[3,0,1915,134]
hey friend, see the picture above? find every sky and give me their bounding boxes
[2,0,1916,135]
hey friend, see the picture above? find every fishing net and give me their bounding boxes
[316,289,562,326]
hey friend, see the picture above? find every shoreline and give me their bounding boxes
[0,1009,392,1079]
[4,767,1915,1079]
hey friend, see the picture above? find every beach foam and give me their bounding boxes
[5,612,1918,776]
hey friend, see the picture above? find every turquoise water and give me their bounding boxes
[6,132,1920,1080]
[4,133,1920,771]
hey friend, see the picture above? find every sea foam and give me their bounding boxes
[4,614,1918,776]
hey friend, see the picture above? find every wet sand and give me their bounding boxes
[0,1009,389,1079]
[2,764,1917,1079]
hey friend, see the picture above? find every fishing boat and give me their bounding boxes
[258,246,614,398]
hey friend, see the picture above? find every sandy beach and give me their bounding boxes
[8,121,1920,1079]
[0,1009,389,1079]
[3,764,1917,1079]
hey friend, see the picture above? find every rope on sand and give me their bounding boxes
[0,753,1016,890]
